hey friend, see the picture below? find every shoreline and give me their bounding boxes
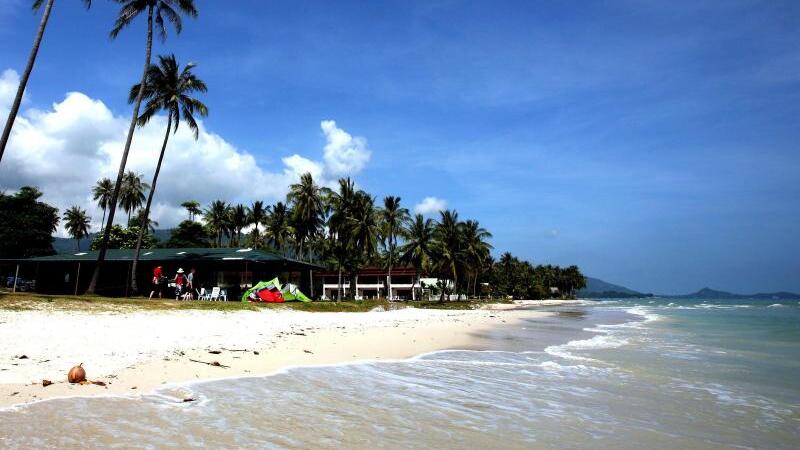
[0,302,563,409]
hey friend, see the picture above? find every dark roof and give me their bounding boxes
[4,248,323,269]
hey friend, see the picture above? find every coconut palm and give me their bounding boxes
[131,209,158,233]
[461,219,493,297]
[347,191,380,295]
[432,209,463,301]
[379,196,409,300]
[0,0,92,164]
[265,201,292,255]
[119,171,148,226]
[92,177,113,231]
[180,200,201,221]
[63,205,91,251]
[229,204,248,247]
[287,173,325,260]
[248,200,268,247]
[128,54,207,293]
[325,178,356,299]
[204,200,228,247]
[89,0,198,294]
[400,213,435,300]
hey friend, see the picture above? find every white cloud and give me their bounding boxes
[0,69,21,111]
[321,119,371,176]
[414,196,447,215]
[0,69,373,236]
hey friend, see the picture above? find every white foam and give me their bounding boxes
[768,304,784,308]
[545,334,629,362]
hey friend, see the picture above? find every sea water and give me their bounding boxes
[0,299,798,449]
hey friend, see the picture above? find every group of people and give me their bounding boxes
[149,266,196,300]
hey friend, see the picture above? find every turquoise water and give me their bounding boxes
[0,299,798,449]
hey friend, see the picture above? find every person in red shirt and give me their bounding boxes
[149,266,163,299]
[174,268,186,300]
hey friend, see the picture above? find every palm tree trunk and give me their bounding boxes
[87,6,154,295]
[130,116,172,295]
[337,266,342,301]
[100,206,107,232]
[0,0,54,163]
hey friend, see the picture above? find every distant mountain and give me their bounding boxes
[53,229,173,254]
[668,287,800,300]
[578,277,652,299]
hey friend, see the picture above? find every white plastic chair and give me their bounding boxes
[197,288,208,300]
[219,289,228,301]
[209,287,221,301]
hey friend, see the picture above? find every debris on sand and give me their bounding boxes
[42,379,52,387]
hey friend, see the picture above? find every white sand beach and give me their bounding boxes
[0,303,552,408]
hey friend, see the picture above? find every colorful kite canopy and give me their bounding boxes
[242,278,311,303]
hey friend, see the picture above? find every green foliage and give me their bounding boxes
[0,186,59,258]
[162,220,211,248]
[487,253,586,299]
[89,225,156,250]
[62,206,91,251]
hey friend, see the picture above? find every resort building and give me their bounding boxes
[318,267,456,301]
[1,247,321,298]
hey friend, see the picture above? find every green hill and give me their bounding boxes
[578,277,652,298]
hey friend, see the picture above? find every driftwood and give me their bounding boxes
[221,348,249,352]
[189,359,229,368]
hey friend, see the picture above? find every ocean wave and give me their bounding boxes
[545,334,629,362]
[768,304,784,308]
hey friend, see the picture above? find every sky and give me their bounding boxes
[0,0,798,294]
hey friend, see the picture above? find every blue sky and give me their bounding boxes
[0,0,798,294]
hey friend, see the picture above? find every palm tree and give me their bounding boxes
[229,204,248,247]
[325,178,356,299]
[119,171,148,226]
[265,201,292,255]
[248,200,267,247]
[461,219,493,297]
[287,173,325,260]
[400,214,435,300]
[0,0,92,164]
[432,209,463,301]
[92,177,113,231]
[204,200,228,247]
[347,191,380,297]
[128,54,207,293]
[63,206,91,251]
[89,0,198,294]
[180,200,201,221]
[379,196,408,300]
[132,209,158,233]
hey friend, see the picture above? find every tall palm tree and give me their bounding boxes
[325,178,356,299]
[180,200,201,221]
[248,200,267,247]
[89,0,198,294]
[0,0,92,164]
[400,214,435,300]
[119,171,148,226]
[432,209,463,301]
[287,173,325,260]
[265,201,292,255]
[347,191,380,297]
[461,219,493,297]
[229,204,248,247]
[92,177,113,231]
[63,205,91,251]
[379,196,408,300]
[128,54,207,293]
[204,200,228,247]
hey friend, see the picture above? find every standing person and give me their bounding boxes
[149,266,163,299]
[185,268,196,300]
[174,268,186,300]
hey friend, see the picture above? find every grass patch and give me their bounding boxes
[0,292,509,313]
